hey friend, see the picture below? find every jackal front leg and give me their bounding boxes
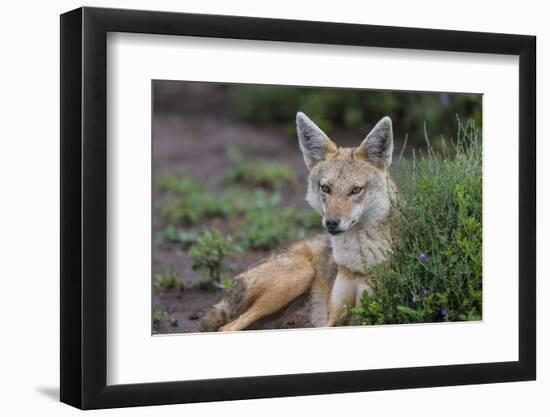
[326,270,357,327]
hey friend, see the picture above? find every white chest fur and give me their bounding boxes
[330,226,391,274]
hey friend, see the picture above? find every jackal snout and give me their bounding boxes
[324,217,341,234]
[322,196,355,234]
[323,217,357,235]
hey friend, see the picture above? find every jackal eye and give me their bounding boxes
[320,184,331,194]
[350,186,363,195]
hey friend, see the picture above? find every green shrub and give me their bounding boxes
[225,146,295,189]
[347,118,482,325]
[188,229,241,282]
[233,85,481,147]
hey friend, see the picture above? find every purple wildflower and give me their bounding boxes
[422,288,430,297]
[418,253,428,262]
[439,307,447,317]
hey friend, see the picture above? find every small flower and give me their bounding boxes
[422,288,430,297]
[418,253,428,262]
[439,307,447,317]
[458,271,464,277]
[412,295,418,303]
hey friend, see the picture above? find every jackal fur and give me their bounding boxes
[198,112,399,331]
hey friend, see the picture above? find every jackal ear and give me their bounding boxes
[296,112,337,170]
[354,116,393,169]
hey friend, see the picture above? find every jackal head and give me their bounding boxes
[296,112,394,235]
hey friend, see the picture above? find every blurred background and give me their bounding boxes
[154,81,482,147]
[152,81,482,334]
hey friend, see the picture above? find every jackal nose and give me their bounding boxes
[324,218,340,231]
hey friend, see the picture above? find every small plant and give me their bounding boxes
[213,277,235,290]
[222,188,282,213]
[188,228,241,283]
[157,174,204,195]
[158,196,199,224]
[240,206,297,250]
[225,146,295,189]
[152,309,163,323]
[159,193,231,224]
[157,174,231,225]
[153,267,186,293]
[152,309,165,333]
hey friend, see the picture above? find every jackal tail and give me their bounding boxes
[196,279,247,332]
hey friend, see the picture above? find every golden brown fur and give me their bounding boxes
[198,235,336,332]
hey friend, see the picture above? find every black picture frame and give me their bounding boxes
[60,6,536,410]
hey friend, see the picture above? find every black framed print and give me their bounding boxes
[60,6,536,410]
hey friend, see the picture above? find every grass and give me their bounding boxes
[158,191,230,225]
[346,118,482,325]
[152,308,165,333]
[153,267,186,293]
[156,225,201,247]
[157,174,231,224]
[225,146,295,189]
[157,174,204,195]
[221,188,282,214]
[157,168,294,227]
[240,206,298,250]
[155,154,323,293]
[156,173,323,252]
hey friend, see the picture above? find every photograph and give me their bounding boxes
[53,4,538,411]
[151,81,483,334]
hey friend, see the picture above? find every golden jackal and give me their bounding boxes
[199,112,398,331]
